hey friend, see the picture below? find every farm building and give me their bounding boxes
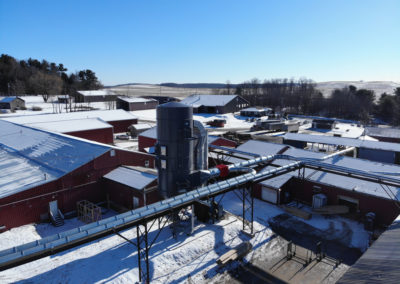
[0,120,155,230]
[103,166,159,211]
[116,96,158,111]
[27,118,114,144]
[180,94,249,114]
[225,140,400,226]
[365,126,400,143]
[143,96,178,104]
[128,123,153,138]
[75,90,117,103]
[3,109,137,134]
[283,133,400,165]
[240,107,272,117]
[0,97,25,111]
[138,126,237,152]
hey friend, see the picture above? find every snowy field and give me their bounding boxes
[0,191,370,283]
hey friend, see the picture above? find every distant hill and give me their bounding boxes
[160,83,237,88]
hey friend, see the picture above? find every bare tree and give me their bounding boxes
[29,72,62,102]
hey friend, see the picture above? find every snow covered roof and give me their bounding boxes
[366,126,400,139]
[103,166,156,190]
[180,94,239,107]
[259,166,293,189]
[140,127,157,139]
[229,140,400,200]
[130,123,153,130]
[0,120,111,199]
[26,118,112,133]
[284,133,400,152]
[3,109,137,124]
[77,90,115,97]
[139,127,227,145]
[117,97,157,103]
[0,97,22,103]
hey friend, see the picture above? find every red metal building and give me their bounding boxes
[0,120,154,230]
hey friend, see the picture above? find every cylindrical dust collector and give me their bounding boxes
[156,102,194,199]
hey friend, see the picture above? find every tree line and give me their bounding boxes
[0,54,102,101]
[225,78,399,125]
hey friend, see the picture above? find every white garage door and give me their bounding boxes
[261,186,277,204]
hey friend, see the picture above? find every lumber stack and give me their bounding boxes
[216,242,253,266]
[283,206,312,220]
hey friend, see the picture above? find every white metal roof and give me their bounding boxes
[140,127,157,139]
[26,118,112,133]
[131,123,153,130]
[284,133,400,152]
[0,121,111,199]
[180,94,238,107]
[2,109,137,124]
[103,166,157,190]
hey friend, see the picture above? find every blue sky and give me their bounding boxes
[1,0,399,85]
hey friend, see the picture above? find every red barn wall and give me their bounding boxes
[284,178,400,226]
[0,149,155,230]
[138,136,157,152]
[65,127,114,144]
[109,119,138,133]
[102,179,159,211]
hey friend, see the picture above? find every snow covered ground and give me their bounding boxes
[0,191,369,283]
[0,96,110,118]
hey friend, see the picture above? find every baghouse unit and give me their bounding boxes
[155,102,208,199]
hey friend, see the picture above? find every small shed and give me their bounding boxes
[116,97,159,111]
[0,97,25,111]
[128,123,154,138]
[103,166,159,210]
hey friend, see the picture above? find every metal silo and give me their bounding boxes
[156,102,194,199]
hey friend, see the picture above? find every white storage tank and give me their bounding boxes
[312,193,327,209]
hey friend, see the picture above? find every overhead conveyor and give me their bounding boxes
[1,145,400,282]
